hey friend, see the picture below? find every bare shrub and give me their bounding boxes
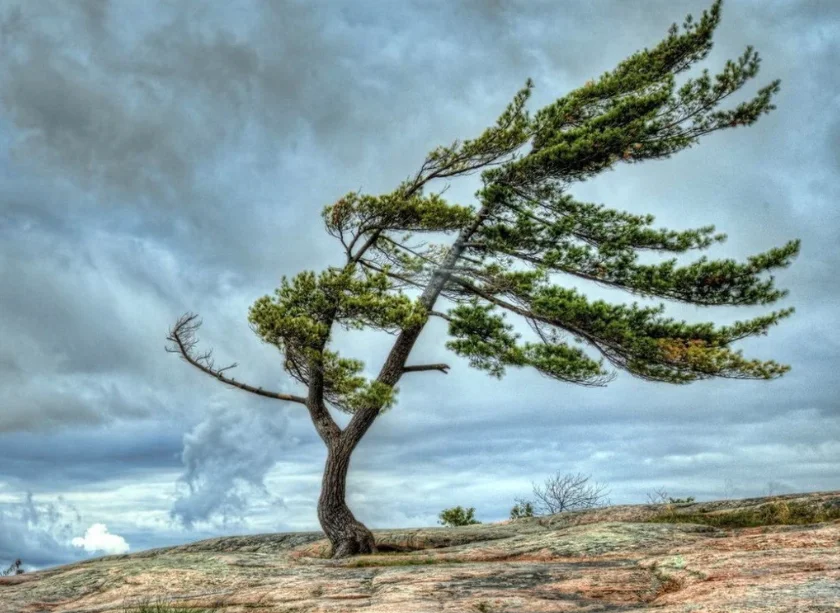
[647,487,670,505]
[531,472,610,515]
[1,559,24,576]
[646,487,695,505]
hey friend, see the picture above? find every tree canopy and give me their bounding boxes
[170,0,796,442]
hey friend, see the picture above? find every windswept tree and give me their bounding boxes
[168,1,798,558]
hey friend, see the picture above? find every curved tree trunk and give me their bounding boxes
[317,444,377,558]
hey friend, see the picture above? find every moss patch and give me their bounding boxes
[647,500,840,529]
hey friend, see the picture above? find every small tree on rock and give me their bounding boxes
[510,499,536,520]
[647,487,695,504]
[168,0,797,558]
[531,472,610,515]
[438,506,482,527]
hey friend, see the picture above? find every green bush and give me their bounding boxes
[646,488,695,505]
[668,496,696,504]
[438,505,481,527]
[510,501,535,519]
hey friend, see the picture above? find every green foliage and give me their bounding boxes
[478,192,729,257]
[249,268,427,347]
[452,275,794,384]
[445,303,523,378]
[437,506,482,527]
[434,0,795,386]
[668,496,696,504]
[324,189,476,237]
[473,191,800,308]
[510,501,535,520]
[248,266,418,413]
[344,379,398,413]
[218,0,795,419]
[493,0,778,189]
[424,78,534,179]
[446,302,612,385]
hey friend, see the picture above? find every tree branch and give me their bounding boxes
[166,313,307,405]
[349,228,384,264]
[339,205,493,452]
[443,274,620,366]
[358,259,428,290]
[402,363,450,374]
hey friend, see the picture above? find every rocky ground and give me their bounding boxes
[2,491,838,612]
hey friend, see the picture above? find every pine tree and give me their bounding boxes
[168,1,797,558]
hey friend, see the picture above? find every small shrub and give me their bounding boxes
[438,505,481,527]
[646,487,670,505]
[759,500,790,524]
[531,472,610,514]
[510,499,535,520]
[646,488,695,505]
[668,496,696,504]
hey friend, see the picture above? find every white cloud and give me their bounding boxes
[71,523,129,555]
[170,402,297,529]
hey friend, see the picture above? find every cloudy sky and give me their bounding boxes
[1,0,838,571]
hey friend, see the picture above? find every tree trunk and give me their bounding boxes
[317,444,377,558]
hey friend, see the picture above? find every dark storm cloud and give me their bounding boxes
[0,0,837,568]
[170,404,299,529]
[0,424,185,490]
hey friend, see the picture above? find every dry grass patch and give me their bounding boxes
[648,500,840,528]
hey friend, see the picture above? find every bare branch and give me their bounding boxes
[1,559,23,576]
[381,235,441,266]
[646,487,670,505]
[349,228,384,264]
[358,259,427,290]
[340,205,494,452]
[166,313,307,405]
[531,472,610,515]
[402,363,450,375]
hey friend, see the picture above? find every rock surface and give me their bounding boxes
[2,491,839,612]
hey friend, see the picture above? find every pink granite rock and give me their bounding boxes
[2,491,838,612]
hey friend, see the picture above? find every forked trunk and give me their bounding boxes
[317,444,377,558]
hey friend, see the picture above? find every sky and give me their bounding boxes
[0,0,838,572]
